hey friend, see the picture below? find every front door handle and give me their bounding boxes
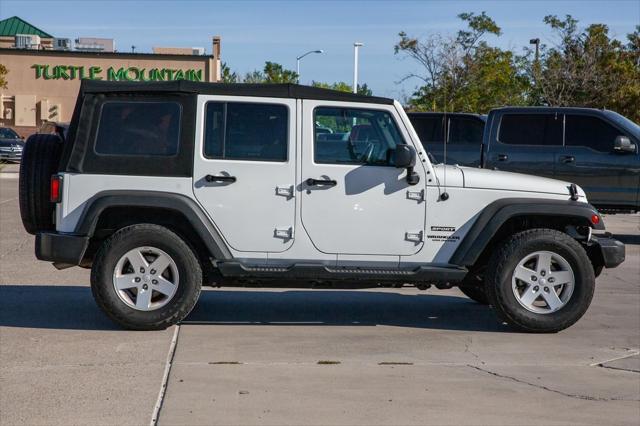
[306,178,337,187]
[561,155,576,164]
[205,174,237,183]
[497,154,508,161]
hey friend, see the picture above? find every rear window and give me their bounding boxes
[94,101,181,156]
[449,117,484,145]
[410,116,443,144]
[499,114,562,146]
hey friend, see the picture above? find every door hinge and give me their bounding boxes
[405,231,423,242]
[274,227,293,239]
[406,189,424,202]
[276,185,294,198]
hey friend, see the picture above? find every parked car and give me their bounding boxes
[0,127,24,162]
[408,108,640,212]
[19,80,624,332]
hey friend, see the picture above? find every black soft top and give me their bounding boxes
[79,80,394,105]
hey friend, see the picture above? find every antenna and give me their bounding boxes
[440,78,449,201]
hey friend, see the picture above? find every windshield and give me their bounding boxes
[603,111,640,138]
[0,128,20,139]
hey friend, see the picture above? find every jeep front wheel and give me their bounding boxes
[91,224,202,330]
[485,229,595,333]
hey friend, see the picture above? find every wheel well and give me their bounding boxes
[81,206,220,283]
[469,214,595,273]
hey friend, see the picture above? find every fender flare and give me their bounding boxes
[75,190,232,260]
[450,198,603,267]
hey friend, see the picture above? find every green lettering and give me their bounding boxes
[43,65,54,80]
[107,67,127,81]
[56,66,70,80]
[164,69,174,80]
[31,64,44,79]
[174,70,185,80]
[185,69,202,82]
[89,66,102,80]
[126,67,140,81]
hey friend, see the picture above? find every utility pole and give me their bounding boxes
[353,42,363,94]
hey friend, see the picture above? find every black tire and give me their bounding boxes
[91,224,202,330]
[19,133,64,235]
[458,282,489,305]
[485,228,595,333]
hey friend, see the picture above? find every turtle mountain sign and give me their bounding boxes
[31,64,203,82]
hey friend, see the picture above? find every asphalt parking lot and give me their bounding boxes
[1,168,639,426]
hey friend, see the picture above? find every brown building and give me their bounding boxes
[0,16,222,136]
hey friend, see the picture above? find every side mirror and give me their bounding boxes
[614,135,636,153]
[392,144,416,168]
[392,144,420,185]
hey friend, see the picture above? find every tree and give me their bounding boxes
[243,69,266,83]
[0,64,8,89]
[395,12,529,112]
[220,62,239,83]
[263,62,298,83]
[311,81,373,96]
[531,15,640,122]
[240,62,299,84]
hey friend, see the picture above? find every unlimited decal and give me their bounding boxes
[31,64,203,82]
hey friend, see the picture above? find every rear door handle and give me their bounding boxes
[306,178,337,187]
[561,155,575,164]
[497,154,508,161]
[205,174,237,183]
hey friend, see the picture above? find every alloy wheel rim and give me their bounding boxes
[511,250,575,314]
[112,246,179,311]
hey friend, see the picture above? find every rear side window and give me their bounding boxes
[94,101,181,156]
[449,117,484,145]
[204,102,288,162]
[499,114,562,146]
[410,116,443,144]
[565,115,621,152]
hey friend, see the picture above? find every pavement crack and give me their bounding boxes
[466,364,639,402]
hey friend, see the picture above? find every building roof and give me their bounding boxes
[80,80,395,105]
[0,16,53,38]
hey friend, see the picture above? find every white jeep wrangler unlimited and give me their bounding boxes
[19,81,625,332]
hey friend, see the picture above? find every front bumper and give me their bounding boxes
[36,232,89,267]
[591,233,625,269]
[0,151,22,161]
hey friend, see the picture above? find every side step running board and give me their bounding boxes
[217,262,467,283]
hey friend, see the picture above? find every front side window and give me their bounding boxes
[204,102,288,162]
[314,107,404,165]
[499,114,562,146]
[94,101,181,156]
[565,115,621,152]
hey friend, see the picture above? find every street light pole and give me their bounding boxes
[296,49,324,83]
[353,42,363,93]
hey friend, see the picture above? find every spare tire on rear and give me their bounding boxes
[19,133,64,235]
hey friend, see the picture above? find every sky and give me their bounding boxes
[1,0,638,99]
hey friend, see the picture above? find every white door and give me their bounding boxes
[193,96,296,253]
[301,101,426,256]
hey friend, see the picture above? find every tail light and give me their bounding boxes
[590,214,600,226]
[50,175,62,203]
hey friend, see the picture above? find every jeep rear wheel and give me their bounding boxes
[91,224,202,330]
[485,229,595,333]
